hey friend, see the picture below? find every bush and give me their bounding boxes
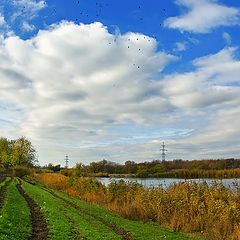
[13,166,31,178]
[69,176,107,203]
[60,168,73,176]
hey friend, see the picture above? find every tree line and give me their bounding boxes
[0,137,37,169]
[1,136,239,178]
[48,158,240,179]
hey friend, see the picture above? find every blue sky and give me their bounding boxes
[0,0,240,166]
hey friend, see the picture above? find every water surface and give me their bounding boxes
[96,177,240,189]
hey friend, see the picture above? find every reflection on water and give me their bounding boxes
[96,177,240,189]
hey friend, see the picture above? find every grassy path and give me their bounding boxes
[0,179,32,240]
[0,177,11,209]
[17,182,49,240]
[45,188,133,240]
[23,181,125,240]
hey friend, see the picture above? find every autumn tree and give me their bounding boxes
[0,137,37,168]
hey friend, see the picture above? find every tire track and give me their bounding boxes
[67,214,87,240]
[17,183,49,240]
[44,188,134,240]
[0,175,6,183]
[0,177,11,209]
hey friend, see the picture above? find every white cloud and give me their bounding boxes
[0,22,176,156]
[173,41,187,51]
[162,47,240,109]
[158,47,240,160]
[222,32,232,45]
[0,0,46,33]
[0,14,6,26]
[22,21,36,32]
[164,0,240,33]
[11,0,46,21]
[0,21,240,164]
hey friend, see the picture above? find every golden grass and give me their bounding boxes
[35,173,69,190]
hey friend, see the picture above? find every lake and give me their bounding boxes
[96,177,240,189]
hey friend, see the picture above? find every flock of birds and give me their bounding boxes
[70,1,159,71]
[39,1,170,72]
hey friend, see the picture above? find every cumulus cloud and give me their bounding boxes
[157,47,240,159]
[0,21,239,164]
[164,0,240,33]
[162,47,240,109]
[0,22,176,149]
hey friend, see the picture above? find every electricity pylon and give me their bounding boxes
[161,142,167,162]
[65,154,69,168]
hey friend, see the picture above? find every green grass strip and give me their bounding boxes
[22,181,123,240]
[0,177,10,188]
[22,181,72,240]
[63,204,123,240]
[0,179,32,240]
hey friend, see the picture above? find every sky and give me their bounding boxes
[0,0,240,166]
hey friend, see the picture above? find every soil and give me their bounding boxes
[17,183,49,240]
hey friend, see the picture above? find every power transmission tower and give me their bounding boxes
[65,154,69,168]
[160,142,167,162]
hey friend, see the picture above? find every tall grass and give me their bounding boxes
[36,173,240,240]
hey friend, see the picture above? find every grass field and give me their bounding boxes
[0,175,195,240]
[0,179,31,240]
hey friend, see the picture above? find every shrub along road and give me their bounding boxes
[0,174,195,240]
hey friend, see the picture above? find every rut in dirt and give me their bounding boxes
[17,183,49,240]
[45,188,134,240]
[0,177,11,209]
[0,175,6,183]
